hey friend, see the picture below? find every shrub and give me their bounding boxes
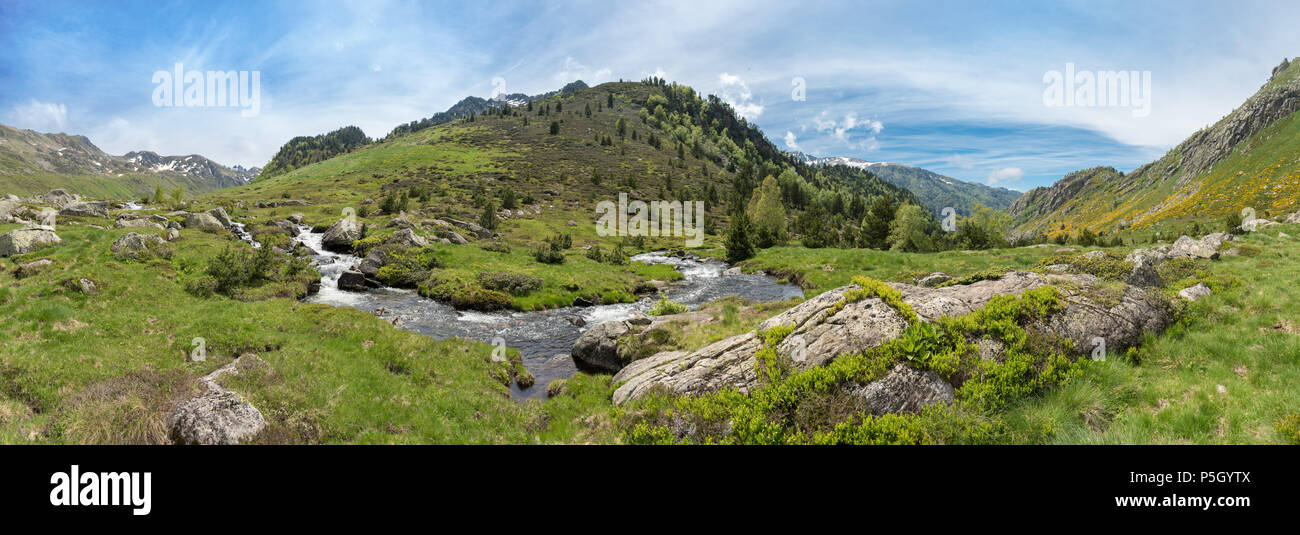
[649,295,689,316]
[479,241,511,254]
[585,246,604,262]
[478,272,544,295]
[1277,413,1300,445]
[204,246,277,295]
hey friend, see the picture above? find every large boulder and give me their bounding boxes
[611,271,1171,405]
[1168,235,1219,260]
[110,232,165,258]
[321,218,363,253]
[387,228,428,249]
[571,320,635,373]
[184,212,225,231]
[1286,212,1300,224]
[59,201,109,218]
[337,270,379,292]
[1179,282,1213,301]
[206,207,234,228]
[0,225,61,256]
[167,355,266,445]
[40,189,79,209]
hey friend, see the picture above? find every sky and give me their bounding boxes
[3,0,1299,191]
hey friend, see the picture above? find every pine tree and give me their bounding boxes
[725,212,755,263]
[480,200,498,231]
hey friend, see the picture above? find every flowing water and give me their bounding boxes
[289,227,803,399]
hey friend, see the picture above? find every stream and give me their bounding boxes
[287,227,803,399]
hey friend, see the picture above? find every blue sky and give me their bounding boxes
[3,0,1299,191]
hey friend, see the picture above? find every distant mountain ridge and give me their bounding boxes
[0,123,255,197]
[1009,57,1300,237]
[794,153,1021,215]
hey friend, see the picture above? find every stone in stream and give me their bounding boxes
[0,225,62,257]
[338,270,378,292]
[321,217,363,253]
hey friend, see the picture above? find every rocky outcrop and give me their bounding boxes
[0,225,61,256]
[321,217,363,253]
[167,355,267,445]
[206,207,234,228]
[610,271,1171,405]
[59,201,109,218]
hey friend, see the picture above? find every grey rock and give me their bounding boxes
[321,217,363,253]
[59,201,109,218]
[110,232,164,257]
[848,364,955,415]
[167,355,267,445]
[1168,235,1219,260]
[387,228,428,249]
[184,212,225,231]
[0,226,61,256]
[1125,254,1163,287]
[114,216,165,230]
[1178,282,1213,301]
[613,271,1172,405]
[40,189,79,209]
[14,258,53,279]
[205,207,233,228]
[337,270,375,292]
[166,229,181,241]
[571,320,633,374]
[918,272,952,287]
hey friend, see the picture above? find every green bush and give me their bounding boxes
[478,272,544,295]
[649,295,688,316]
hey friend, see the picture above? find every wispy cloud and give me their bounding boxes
[9,100,68,132]
[987,167,1025,186]
[718,72,763,120]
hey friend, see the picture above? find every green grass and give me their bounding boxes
[0,216,550,444]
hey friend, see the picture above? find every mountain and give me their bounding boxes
[233,78,926,247]
[1010,57,1300,238]
[0,123,253,198]
[796,154,1021,215]
[384,80,592,141]
[259,125,372,178]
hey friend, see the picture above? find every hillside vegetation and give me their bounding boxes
[1010,58,1300,240]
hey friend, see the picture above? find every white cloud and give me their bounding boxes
[783,131,801,151]
[986,167,1024,185]
[556,56,611,84]
[810,110,883,148]
[10,100,68,132]
[946,154,975,170]
[718,72,763,120]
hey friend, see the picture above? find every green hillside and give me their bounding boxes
[1010,58,1300,239]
